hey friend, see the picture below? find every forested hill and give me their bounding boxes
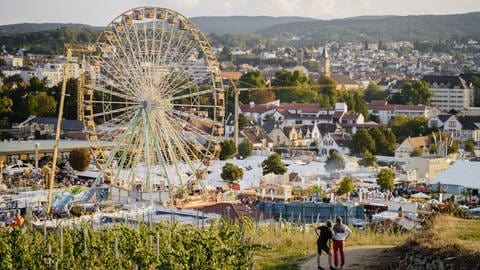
[1,12,480,54]
[190,16,317,34]
[0,23,100,36]
[257,12,480,42]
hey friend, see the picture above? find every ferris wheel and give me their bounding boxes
[81,7,225,194]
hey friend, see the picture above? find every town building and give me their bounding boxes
[428,114,480,146]
[318,46,360,90]
[404,156,451,182]
[395,136,432,158]
[422,75,472,112]
[318,132,352,157]
[368,100,440,125]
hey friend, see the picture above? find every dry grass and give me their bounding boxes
[413,215,480,255]
[250,222,409,270]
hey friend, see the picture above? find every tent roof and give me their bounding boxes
[434,161,480,189]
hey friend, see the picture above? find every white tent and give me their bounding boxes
[426,199,442,205]
[410,192,430,199]
[392,197,408,203]
[434,161,480,189]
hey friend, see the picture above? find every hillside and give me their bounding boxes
[258,12,480,42]
[0,27,100,54]
[1,12,480,53]
[191,16,317,34]
[0,23,100,36]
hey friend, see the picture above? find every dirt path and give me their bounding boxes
[301,245,396,270]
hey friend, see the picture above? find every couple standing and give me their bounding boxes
[315,216,352,270]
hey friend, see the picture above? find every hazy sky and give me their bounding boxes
[1,0,480,26]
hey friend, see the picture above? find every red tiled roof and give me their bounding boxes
[340,123,378,128]
[341,112,361,120]
[240,102,327,114]
[332,111,344,119]
[371,100,387,106]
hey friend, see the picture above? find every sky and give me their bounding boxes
[1,0,480,26]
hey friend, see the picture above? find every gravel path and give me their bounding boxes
[300,245,396,270]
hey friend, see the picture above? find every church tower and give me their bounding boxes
[319,46,331,77]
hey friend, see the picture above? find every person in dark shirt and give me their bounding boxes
[315,220,336,270]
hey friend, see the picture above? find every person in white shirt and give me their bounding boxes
[332,216,352,269]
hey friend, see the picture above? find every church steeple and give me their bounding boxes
[319,46,331,77]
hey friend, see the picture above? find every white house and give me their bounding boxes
[318,133,352,157]
[428,114,480,146]
[368,100,440,125]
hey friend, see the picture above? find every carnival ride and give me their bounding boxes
[48,7,225,215]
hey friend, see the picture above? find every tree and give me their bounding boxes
[377,168,395,191]
[337,176,355,196]
[219,46,232,61]
[0,96,13,115]
[350,128,376,155]
[317,75,337,107]
[238,113,248,131]
[428,144,438,154]
[465,140,475,152]
[52,78,80,120]
[252,89,276,104]
[68,148,91,171]
[410,147,423,157]
[325,150,345,171]
[364,82,384,102]
[219,139,237,160]
[28,76,45,92]
[368,127,387,155]
[221,163,244,182]
[358,150,377,167]
[389,115,431,143]
[448,140,459,154]
[272,70,316,103]
[26,92,57,116]
[238,70,266,103]
[401,80,433,105]
[238,139,253,158]
[338,89,369,119]
[261,153,287,175]
[380,126,397,156]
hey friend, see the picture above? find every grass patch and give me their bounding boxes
[250,221,409,269]
[414,215,480,253]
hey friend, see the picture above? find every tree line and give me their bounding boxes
[0,75,80,127]
[236,70,370,119]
